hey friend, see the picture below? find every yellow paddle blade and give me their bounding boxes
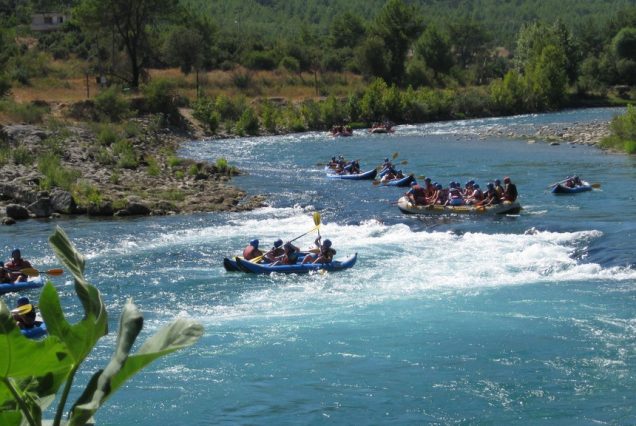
[313,212,321,226]
[20,268,39,277]
[45,268,64,276]
[392,152,399,160]
[591,183,601,188]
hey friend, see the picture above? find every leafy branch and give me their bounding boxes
[0,226,203,425]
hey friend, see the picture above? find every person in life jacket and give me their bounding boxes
[272,242,301,266]
[264,239,285,262]
[503,176,518,202]
[494,179,505,198]
[4,248,32,282]
[11,296,37,329]
[242,239,263,261]
[465,183,484,205]
[445,187,465,206]
[302,237,336,264]
[406,181,427,205]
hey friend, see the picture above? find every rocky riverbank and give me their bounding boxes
[0,113,266,225]
[480,119,612,147]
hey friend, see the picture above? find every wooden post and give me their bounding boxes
[85,73,90,99]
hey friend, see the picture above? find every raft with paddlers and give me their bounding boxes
[325,166,377,180]
[224,212,321,272]
[236,253,357,274]
[0,276,45,295]
[396,196,522,215]
[373,173,415,187]
[549,176,599,194]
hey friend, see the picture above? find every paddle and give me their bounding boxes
[591,183,601,188]
[546,178,569,189]
[20,267,64,277]
[250,213,322,263]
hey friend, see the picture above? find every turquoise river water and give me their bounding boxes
[1,107,635,425]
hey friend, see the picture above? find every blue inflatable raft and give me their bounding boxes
[235,253,358,274]
[0,276,45,295]
[325,167,378,180]
[551,181,593,194]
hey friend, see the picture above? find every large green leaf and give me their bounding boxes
[44,228,108,363]
[110,318,204,391]
[0,301,71,379]
[39,283,105,366]
[68,306,202,425]
[69,300,143,425]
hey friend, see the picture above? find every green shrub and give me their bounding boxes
[123,121,141,137]
[97,125,119,146]
[94,147,114,165]
[232,72,251,89]
[187,163,200,176]
[167,155,182,167]
[3,101,48,123]
[142,78,179,125]
[244,50,277,70]
[113,140,138,169]
[0,227,202,425]
[157,189,186,201]
[37,152,80,190]
[235,107,260,135]
[601,104,636,153]
[146,155,161,176]
[174,170,185,179]
[94,86,130,121]
[11,146,33,165]
[72,179,102,205]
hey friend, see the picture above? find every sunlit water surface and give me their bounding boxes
[2,108,635,424]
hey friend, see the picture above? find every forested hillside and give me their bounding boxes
[184,0,635,48]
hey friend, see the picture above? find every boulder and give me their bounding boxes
[6,204,30,220]
[27,197,54,218]
[50,189,78,214]
[87,201,113,216]
[114,201,151,216]
[2,217,16,225]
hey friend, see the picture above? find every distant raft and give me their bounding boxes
[325,167,378,180]
[551,180,593,194]
[235,253,358,274]
[375,174,415,187]
[396,196,522,215]
[0,276,45,295]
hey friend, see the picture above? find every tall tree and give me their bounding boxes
[414,24,453,79]
[370,0,423,85]
[515,21,580,84]
[74,0,177,89]
[447,18,491,69]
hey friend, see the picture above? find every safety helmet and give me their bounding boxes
[323,239,332,247]
[249,239,259,248]
[274,239,283,248]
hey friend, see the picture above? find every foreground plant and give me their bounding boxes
[0,226,203,425]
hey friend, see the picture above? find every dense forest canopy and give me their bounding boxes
[182,0,636,48]
[1,0,636,121]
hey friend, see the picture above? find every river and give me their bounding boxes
[2,107,635,424]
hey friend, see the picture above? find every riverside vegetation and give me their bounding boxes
[1,0,636,223]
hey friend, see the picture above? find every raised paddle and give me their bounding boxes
[250,213,322,263]
[20,267,64,277]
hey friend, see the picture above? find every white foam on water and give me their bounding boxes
[188,212,636,325]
